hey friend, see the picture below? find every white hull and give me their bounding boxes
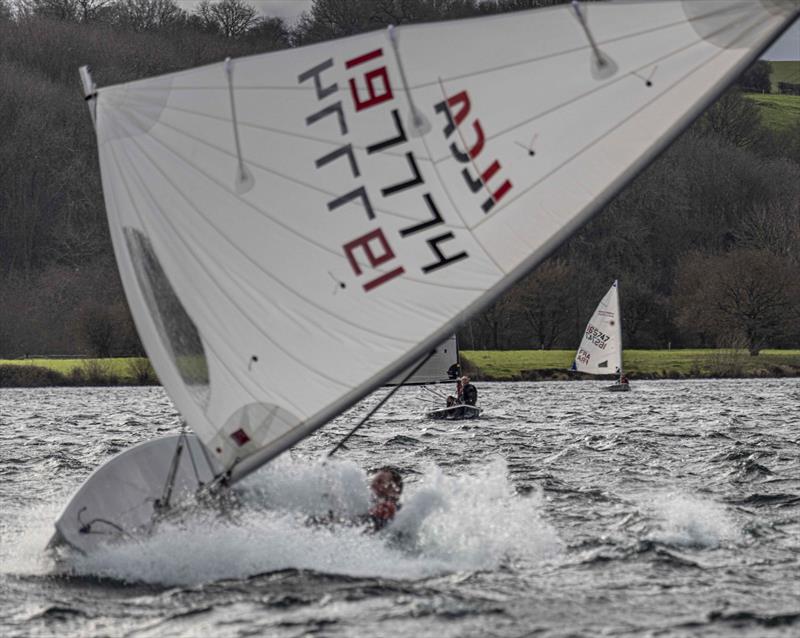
[49,434,221,555]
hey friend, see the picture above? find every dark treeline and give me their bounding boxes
[0,0,798,358]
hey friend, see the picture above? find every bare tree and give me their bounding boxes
[244,15,290,49]
[20,0,114,21]
[516,260,575,348]
[697,88,766,149]
[114,0,185,31]
[194,0,258,38]
[674,249,800,355]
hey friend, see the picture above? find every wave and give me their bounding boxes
[641,492,741,549]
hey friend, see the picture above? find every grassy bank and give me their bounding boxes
[769,61,800,93]
[460,349,800,381]
[747,93,800,130]
[0,357,157,387]
[2,350,800,387]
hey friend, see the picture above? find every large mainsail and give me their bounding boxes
[84,1,798,481]
[573,280,623,375]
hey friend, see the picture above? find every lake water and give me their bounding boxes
[1,379,798,637]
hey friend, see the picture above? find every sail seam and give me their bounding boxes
[145,110,467,230]
[124,4,751,97]
[107,140,311,417]
[110,142,354,425]
[115,106,490,294]
[467,4,764,232]
[110,138,365,399]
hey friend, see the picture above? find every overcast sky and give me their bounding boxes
[175,2,798,60]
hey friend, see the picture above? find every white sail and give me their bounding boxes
[573,280,623,375]
[386,335,459,385]
[84,0,798,481]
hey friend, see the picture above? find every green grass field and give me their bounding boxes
[769,60,800,93]
[2,350,800,386]
[747,93,800,130]
[461,349,800,381]
[0,357,156,386]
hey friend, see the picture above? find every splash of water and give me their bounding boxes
[644,492,740,549]
[53,456,560,586]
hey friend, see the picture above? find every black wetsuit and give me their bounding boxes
[462,383,477,406]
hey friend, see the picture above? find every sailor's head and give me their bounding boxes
[462,376,470,384]
[370,466,403,501]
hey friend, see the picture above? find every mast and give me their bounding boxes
[615,279,624,381]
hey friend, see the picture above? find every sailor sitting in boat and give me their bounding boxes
[446,377,464,406]
[461,376,478,406]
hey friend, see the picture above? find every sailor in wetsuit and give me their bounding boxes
[461,376,478,406]
[367,466,403,532]
[306,466,403,532]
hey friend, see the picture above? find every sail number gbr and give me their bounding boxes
[299,48,495,293]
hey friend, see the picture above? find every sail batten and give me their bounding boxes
[88,0,798,475]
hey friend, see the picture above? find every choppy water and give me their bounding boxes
[1,379,798,637]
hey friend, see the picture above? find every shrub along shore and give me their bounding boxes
[1,350,800,387]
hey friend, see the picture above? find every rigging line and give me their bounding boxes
[157,431,185,511]
[110,142,346,407]
[468,9,766,233]
[328,349,436,457]
[183,429,204,486]
[117,109,489,293]
[421,384,449,400]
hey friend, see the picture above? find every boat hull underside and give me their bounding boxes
[49,434,221,555]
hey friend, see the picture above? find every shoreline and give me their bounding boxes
[2,349,800,387]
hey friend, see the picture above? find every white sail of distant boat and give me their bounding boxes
[51,1,798,553]
[386,335,459,385]
[572,280,629,390]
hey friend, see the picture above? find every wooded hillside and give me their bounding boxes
[0,0,798,357]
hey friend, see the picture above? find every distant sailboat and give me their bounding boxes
[389,334,480,420]
[387,335,460,386]
[50,1,797,554]
[572,280,630,391]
